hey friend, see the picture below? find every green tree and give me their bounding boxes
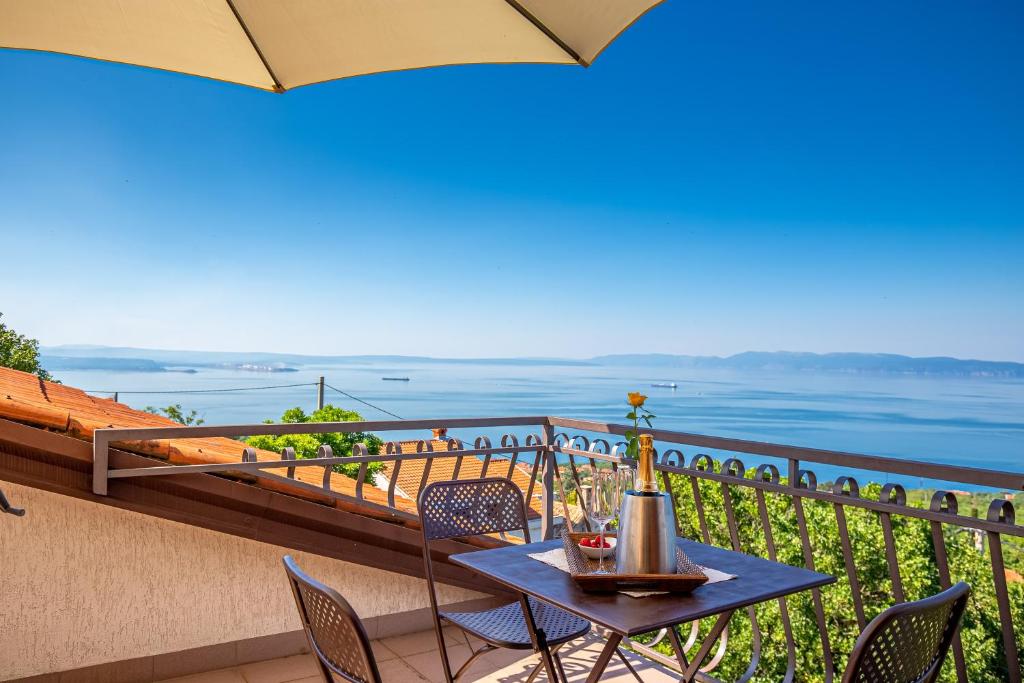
[0,313,55,381]
[245,404,383,480]
[145,404,205,426]
[645,465,1024,682]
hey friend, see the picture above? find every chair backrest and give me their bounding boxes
[419,477,532,543]
[842,582,970,683]
[283,555,382,683]
[417,478,531,683]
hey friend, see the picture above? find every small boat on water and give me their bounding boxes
[382,377,410,381]
[651,382,678,389]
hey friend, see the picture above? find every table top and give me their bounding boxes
[450,538,835,637]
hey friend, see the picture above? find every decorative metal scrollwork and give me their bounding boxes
[988,499,1015,525]
[930,490,958,515]
[795,469,817,490]
[721,458,746,478]
[351,443,369,500]
[475,436,493,476]
[879,483,906,506]
[832,476,860,498]
[689,453,716,472]
[280,446,297,478]
[318,444,334,490]
[241,447,258,463]
[661,449,684,467]
[755,463,780,484]
[566,435,589,451]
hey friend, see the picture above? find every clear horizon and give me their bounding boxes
[37,342,1024,366]
[2,1,1022,362]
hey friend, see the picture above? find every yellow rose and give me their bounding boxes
[627,392,647,408]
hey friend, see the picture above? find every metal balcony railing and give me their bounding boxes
[92,416,1023,682]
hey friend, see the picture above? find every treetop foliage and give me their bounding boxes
[245,404,383,480]
[0,313,55,382]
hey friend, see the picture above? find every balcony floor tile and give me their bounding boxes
[156,629,678,682]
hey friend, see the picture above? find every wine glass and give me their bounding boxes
[616,465,636,503]
[590,468,618,573]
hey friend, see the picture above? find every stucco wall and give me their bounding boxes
[0,482,480,680]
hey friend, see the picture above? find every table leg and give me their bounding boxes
[585,632,623,683]
[671,610,734,682]
[666,625,691,672]
[518,594,563,683]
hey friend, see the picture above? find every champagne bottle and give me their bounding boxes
[635,433,658,493]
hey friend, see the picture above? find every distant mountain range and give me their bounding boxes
[40,346,1024,378]
[589,352,1024,377]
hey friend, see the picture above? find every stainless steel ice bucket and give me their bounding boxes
[615,491,677,574]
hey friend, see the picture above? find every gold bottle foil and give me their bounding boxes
[636,433,658,493]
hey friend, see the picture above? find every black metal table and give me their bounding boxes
[450,537,835,682]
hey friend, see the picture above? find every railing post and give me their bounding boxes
[93,430,110,495]
[540,421,555,540]
[316,376,325,411]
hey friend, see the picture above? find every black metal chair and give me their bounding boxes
[842,582,970,683]
[418,477,592,683]
[283,555,382,683]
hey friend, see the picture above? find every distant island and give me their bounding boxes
[40,355,295,374]
[218,363,298,373]
[40,356,197,373]
[40,346,1024,378]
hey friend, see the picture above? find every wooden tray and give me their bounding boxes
[562,531,709,594]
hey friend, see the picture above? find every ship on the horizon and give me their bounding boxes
[651,382,678,389]
[382,377,410,381]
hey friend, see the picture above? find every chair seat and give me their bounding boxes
[441,597,590,650]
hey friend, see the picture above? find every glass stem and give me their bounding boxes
[599,524,606,573]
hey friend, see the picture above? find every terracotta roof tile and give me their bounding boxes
[0,366,407,513]
[380,440,544,518]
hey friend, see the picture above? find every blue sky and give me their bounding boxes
[1,1,1021,361]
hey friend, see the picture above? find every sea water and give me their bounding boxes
[53,362,1024,491]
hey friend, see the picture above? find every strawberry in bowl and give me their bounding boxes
[578,535,616,560]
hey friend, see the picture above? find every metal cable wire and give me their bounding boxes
[324,382,403,420]
[83,379,404,420]
[83,382,317,395]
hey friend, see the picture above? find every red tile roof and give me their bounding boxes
[0,366,411,514]
[379,441,544,519]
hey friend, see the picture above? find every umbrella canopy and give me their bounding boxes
[0,0,663,92]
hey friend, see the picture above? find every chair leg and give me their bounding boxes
[433,618,455,683]
[525,643,564,683]
[452,643,497,680]
[525,657,546,683]
[518,594,563,683]
[553,650,569,683]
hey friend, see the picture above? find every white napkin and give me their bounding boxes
[527,548,736,598]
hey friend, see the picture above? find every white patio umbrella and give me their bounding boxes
[0,1,664,92]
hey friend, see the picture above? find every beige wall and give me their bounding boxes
[0,482,480,680]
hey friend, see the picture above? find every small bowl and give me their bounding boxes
[578,537,616,560]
